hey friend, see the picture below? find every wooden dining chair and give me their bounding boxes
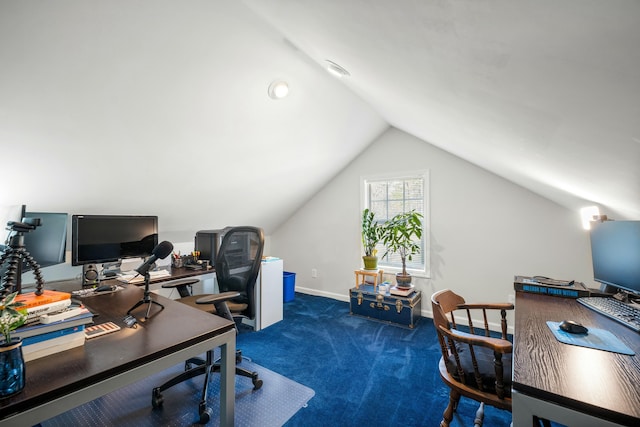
[431,289,514,427]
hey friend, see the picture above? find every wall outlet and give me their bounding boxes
[311,268,318,278]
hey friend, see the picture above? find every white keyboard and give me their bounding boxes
[116,269,171,284]
[149,269,171,278]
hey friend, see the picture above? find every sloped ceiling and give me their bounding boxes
[1,1,638,244]
[244,0,640,221]
[0,1,387,240]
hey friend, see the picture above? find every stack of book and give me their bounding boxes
[390,285,416,297]
[13,290,94,362]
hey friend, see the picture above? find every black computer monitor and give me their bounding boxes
[21,212,68,271]
[590,220,640,295]
[71,215,159,266]
[0,210,68,293]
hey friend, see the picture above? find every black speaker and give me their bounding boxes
[82,264,100,287]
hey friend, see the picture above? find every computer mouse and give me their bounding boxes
[95,284,115,293]
[559,320,588,335]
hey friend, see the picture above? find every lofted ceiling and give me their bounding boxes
[244,0,640,221]
[1,1,638,243]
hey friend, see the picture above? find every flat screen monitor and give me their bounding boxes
[71,215,158,266]
[21,212,68,271]
[590,220,640,295]
[0,210,67,293]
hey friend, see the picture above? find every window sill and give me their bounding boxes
[379,266,429,279]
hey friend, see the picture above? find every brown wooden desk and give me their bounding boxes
[0,283,236,426]
[513,292,640,426]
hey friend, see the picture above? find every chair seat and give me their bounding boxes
[444,345,512,398]
[438,357,512,412]
[178,294,248,315]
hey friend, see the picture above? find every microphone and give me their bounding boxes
[135,241,174,276]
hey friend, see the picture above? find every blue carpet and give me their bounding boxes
[237,293,512,427]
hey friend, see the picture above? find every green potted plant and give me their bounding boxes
[0,291,27,397]
[361,208,382,270]
[380,210,423,288]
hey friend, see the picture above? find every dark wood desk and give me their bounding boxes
[513,292,640,426]
[0,283,236,426]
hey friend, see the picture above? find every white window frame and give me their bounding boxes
[361,170,430,278]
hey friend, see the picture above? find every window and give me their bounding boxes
[362,171,429,276]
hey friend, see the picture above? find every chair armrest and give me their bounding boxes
[440,325,513,354]
[161,278,200,289]
[196,291,241,305]
[457,302,514,311]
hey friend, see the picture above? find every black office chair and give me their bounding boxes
[152,226,265,423]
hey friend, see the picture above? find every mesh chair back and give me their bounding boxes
[214,226,264,319]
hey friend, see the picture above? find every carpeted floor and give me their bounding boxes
[236,292,513,427]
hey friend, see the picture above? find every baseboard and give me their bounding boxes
[296,286,349,302]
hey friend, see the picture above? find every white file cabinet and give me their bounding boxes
[255,258,284,330]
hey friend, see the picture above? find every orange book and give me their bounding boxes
[15,289,71,309]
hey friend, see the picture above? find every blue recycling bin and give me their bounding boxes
[283,271,296,302]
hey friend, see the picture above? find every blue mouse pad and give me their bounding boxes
[546,321,635,355]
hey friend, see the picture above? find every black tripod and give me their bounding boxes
[126,272,164,319]
[0,220,45,297]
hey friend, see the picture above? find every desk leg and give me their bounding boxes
[219,330,236,427]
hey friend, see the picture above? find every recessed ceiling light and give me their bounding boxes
[325,60,350,78]
[268,80,289,99]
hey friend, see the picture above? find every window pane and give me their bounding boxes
[387,201,404,219]
[370,204,386,221]
[370,182,387,202]
[405,179,423,199]
[405,200,422,213]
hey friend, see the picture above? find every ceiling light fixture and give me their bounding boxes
[325,60,350,78]
[268,80,289,100]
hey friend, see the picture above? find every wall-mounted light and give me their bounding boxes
[580,206,600,230]
[325,60,350,78]
[268,80,289,100]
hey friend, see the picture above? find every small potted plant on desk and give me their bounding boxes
[361,208,382,270]
[0,291,27,397]
[380,210,423,289]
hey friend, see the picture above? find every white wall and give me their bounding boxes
[271,128,594,320]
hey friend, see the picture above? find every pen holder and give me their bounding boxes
[172,256,187,269]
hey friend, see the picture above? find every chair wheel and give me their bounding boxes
[252,374,263,390]
[198,404,213,424]
[151,388,164,408]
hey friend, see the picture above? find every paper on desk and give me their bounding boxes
[546,321,635,355]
